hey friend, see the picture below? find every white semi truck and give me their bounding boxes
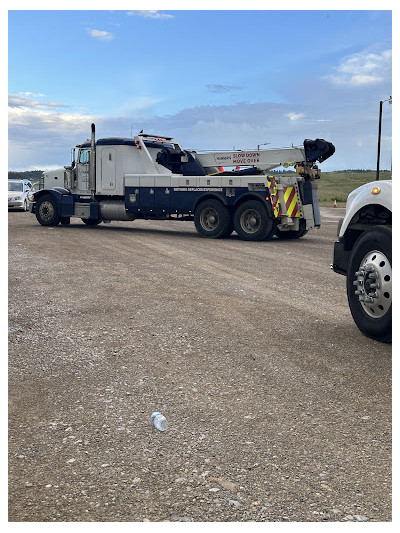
[30,124,334,241]
[332,180,392,343]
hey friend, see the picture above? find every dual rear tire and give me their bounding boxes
[194,199,276,241]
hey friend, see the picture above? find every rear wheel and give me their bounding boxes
[194,199,231,238]
[346,226,392,343]
[233,200,275,241]
[35,195,60,226]
[276,219,308,239]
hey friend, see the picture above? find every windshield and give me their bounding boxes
[8,182,23,192]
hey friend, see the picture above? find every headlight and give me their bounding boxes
[10,195,22,201]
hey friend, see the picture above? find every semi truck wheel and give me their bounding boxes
[276,219,308,239]
[194,199,231,238]
[346,225,392,343]
[35,195,60,226]
[233,200,275,241]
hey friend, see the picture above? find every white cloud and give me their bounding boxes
[20,91,45,98]
[88,29,114,41]
[326,49,391,87]
[206,84,242,93]
[127,10,173,20]
[8,106,93,131]
[286,112,305,121]
[8,98,392,171]
[8,93,67,109]
[8,104,95,170]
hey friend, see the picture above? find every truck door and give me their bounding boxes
[101,148,116,191]
[76,148,90,193]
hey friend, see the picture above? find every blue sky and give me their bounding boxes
[8,7,393,171]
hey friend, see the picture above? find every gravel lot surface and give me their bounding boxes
[8,208,391,523]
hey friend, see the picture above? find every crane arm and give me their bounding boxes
[193,138,335,171]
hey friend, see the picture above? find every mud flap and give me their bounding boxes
[312,184,321,227]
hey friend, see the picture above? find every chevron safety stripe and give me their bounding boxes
[267,178,281,218]
[283,186,300,218]
[267,179,301,219]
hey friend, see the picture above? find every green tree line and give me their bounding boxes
[8,170,44,181]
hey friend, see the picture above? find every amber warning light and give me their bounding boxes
[372,187,381,195]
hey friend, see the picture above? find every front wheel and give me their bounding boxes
[233,200,275,241]
[35,195,60,226]
[346,226,392,343]
[194,199,231,238]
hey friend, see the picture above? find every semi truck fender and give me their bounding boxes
[338,180,392,239]
[32,188,75,218]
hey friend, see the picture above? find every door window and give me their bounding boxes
[79,149,90,164]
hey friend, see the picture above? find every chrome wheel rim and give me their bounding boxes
[353,250,392,318]
[38,200,55,222]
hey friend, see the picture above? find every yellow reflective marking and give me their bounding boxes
[283,187,300,217]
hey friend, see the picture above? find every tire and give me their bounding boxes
[233,200,275,241]
[276,219,308,239]
[194,199,231,238]
[81,218,102,226]
[23,199,28,212]
[35,195,60,226]
[346,226,392,343]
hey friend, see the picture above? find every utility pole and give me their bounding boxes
[376,96,392,180]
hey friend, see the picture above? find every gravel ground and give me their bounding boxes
[8,208,391,522]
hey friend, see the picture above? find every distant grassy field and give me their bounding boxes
[317,171,391,207]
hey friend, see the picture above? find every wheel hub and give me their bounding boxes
[241,209,261,233]
[39,201,55,222]
[200,208,218,231]
[353,250,391,318]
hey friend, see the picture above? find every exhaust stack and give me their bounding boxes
[89,123,96,199]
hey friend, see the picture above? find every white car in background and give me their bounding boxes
[8,179,34,211]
